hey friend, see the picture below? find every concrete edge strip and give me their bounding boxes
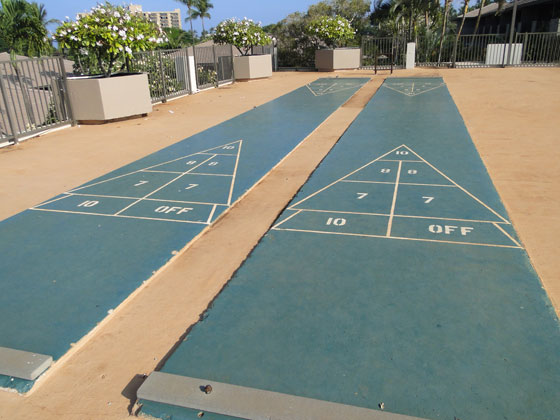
[137,372,428,420]
[0,346,53,381]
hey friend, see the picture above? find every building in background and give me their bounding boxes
[78,4,182,29]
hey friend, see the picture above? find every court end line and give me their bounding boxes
[289,144,406,209]
[57,192,229,207]
[227,140,243,206]
[492,222,523,248]
[272,209,303,229]
[28,207,209,225]
[386,161,403,237]
[401,145,511,224]
[114,155,217,216]
[272,227,523,249]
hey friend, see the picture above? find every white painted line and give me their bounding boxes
[295,209,389,217]
[402,145,511,224]
[61,192,228,207]
[271,209,303,229]
[340,180,456,188]
[290,144,406,208]
[206,204,218,224]
[386,161,402,237]
[379,159,422,163]
[29,208,209,225]
[383,83,444,97]
[115,155,217,216]
[68,170,144,193]
[141,170,183,174]
[272,227,523,249]
[187,173,233,177]
[33,194,72,208]
[196,152,237,156]
[227,140,243,206]
[493,223,523,248]
[395,214,508,224]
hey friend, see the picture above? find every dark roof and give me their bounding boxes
[460,0,553,19]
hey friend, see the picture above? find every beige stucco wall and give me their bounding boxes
[67,73,152,122]
[315,48,361,71]
[233,55,272,80]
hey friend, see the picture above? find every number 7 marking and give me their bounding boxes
[185,184,199,190]
[356,193,368,200]
[134,180,149,187]
[423,196,434,204]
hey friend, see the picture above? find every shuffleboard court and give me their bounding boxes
[138,78,560,420]
[0,77,368,392]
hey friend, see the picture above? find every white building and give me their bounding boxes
[78,4,182,29]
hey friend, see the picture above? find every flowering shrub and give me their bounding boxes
[306,15,356,48]
[213,18,271,56]
[54,2,165,77]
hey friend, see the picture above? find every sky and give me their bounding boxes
[43,0,322,33]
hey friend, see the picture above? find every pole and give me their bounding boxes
[58,56,76,126]
[506,0,519,66]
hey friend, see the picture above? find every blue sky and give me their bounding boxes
[43,0,321,33]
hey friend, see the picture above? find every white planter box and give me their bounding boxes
[233,55,272,80]
[67,73,152,123]
[315,48,361,71]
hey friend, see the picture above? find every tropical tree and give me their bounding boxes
[175,0,196,44]
[162,27,195,48]
[190,0,213,36]
[437,0,451,63]
[0,0,52,57]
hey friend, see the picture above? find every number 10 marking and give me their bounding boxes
[326,217,346,226]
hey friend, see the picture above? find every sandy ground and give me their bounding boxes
[0,67,558,420]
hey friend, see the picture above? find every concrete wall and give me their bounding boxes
[233,55,272,80]
[315,48,361,71]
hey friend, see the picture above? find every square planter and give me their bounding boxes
[233,55,272,80]
[67,73,152,123]
[315,48,361,71]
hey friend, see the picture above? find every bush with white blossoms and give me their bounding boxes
[213,17,271,56]
[306,15,356,49]
[54,2,165,77]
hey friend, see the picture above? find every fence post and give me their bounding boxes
[184,48,192,94]
[230,44,235,81]
[0,64,19,144]
[452,35,459,68]
[212,45,219,85]
[158,51,168,103]
[58,56,76,126]
[506,0,519,66]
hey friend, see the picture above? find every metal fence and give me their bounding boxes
[0,56,73,146]
[360,36,406,71]
[416,32,560,68]
[194,44,234,90]
[514,32,560,66]
[131,49,192,103]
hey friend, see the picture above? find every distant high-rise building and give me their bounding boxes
[77,4,182,30]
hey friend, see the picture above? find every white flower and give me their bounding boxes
[118,45,123,51]
[114,11,120,18]
[137,34,144,40]
[119,30,126,38]
[96,41,103,46]
[125,46,132,53]
[112,25,118,31]
[95,17,99,22]
[84,24,89,28]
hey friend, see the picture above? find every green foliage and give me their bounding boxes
[0,0,52,56]
[307,15,356,48]
[197,64,217,87]
[54,2,166,77]
[162,27,194,48]
[188,0,213,35]
[131,52,187,98]
[214,17,272,56]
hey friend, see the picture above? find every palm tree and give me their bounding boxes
[190,0,213,36]
[175,0,196,44]
[452,0,471,65]
[437,0,451,64]
[0,0,51,56]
